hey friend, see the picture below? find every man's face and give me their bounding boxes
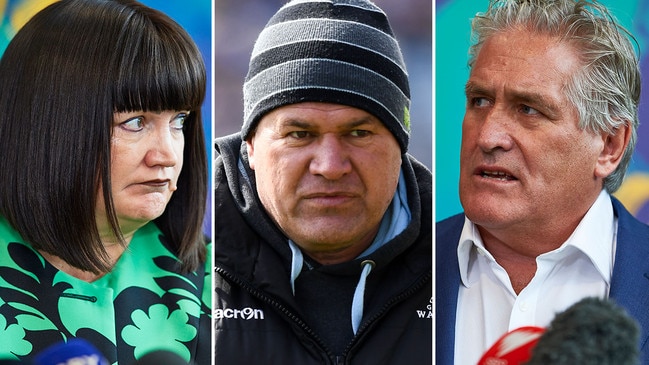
[247,102,402,264]
[459,28,610,236]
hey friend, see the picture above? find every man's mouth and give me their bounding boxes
[480,170,517,181]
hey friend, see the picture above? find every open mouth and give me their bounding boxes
[480,170,517,181]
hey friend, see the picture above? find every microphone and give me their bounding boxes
[129,350,192,365]
[477,297,640,365]
[32,338,109,365]
[477,326,545,365]
[526,296,639,365]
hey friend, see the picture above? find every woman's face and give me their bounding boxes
[96,110,187,240]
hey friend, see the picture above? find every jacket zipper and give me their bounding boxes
[342,271,432,359]
[215,266,336,363]
[216,266,431,365]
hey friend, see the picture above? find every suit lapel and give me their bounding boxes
[609,197,649,359]
[435,214,464,364]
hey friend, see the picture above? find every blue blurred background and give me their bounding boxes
[436,0,649,223]
[0,0,211,144]
[0,0,213,233]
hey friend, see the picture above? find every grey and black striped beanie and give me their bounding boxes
[242,0,411,152]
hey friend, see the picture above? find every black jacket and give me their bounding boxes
[213,133,432,364]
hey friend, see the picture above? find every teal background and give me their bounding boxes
[435,0,649,222]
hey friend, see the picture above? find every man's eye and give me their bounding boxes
[471,97,490,107]
[121,117,144,131]
[288,131,310,139]
[520,105,540,115]
[350,130,371,137]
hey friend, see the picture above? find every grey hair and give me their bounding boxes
[468,0,641,193]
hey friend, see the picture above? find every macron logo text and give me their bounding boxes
[215,307,265,320]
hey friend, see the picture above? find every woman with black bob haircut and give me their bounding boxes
[0,0,210,363]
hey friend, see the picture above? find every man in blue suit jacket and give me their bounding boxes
[437,198,649,363]
[435,0,648,363]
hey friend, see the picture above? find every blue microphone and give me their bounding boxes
[32,339,109,365]
[129,350,191,365]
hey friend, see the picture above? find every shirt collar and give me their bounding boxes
[457,190,616,288]
[457,218,489,288]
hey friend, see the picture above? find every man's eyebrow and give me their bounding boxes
[464,81,489,97]
[511,91,561,117]
[345,117,377,128]
[278,119,312,129]
[278,116,378,129]
[465,81,561,117]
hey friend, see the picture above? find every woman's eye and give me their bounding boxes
[171,113,188,130]
[121,117,144,131]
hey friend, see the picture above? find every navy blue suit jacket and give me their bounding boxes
[436,197,649,364]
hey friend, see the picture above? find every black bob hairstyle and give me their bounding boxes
[0,0,208,274]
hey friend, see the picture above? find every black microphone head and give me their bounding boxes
[130,350,192,365]
[526,297,639,365]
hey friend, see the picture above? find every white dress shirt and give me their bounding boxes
[454,190,617,365]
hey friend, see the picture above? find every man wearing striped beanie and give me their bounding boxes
[214,0,432,363]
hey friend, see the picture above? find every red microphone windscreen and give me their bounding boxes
[477,326,545,365]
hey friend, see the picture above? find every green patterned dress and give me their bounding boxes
[0,217,211,364]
